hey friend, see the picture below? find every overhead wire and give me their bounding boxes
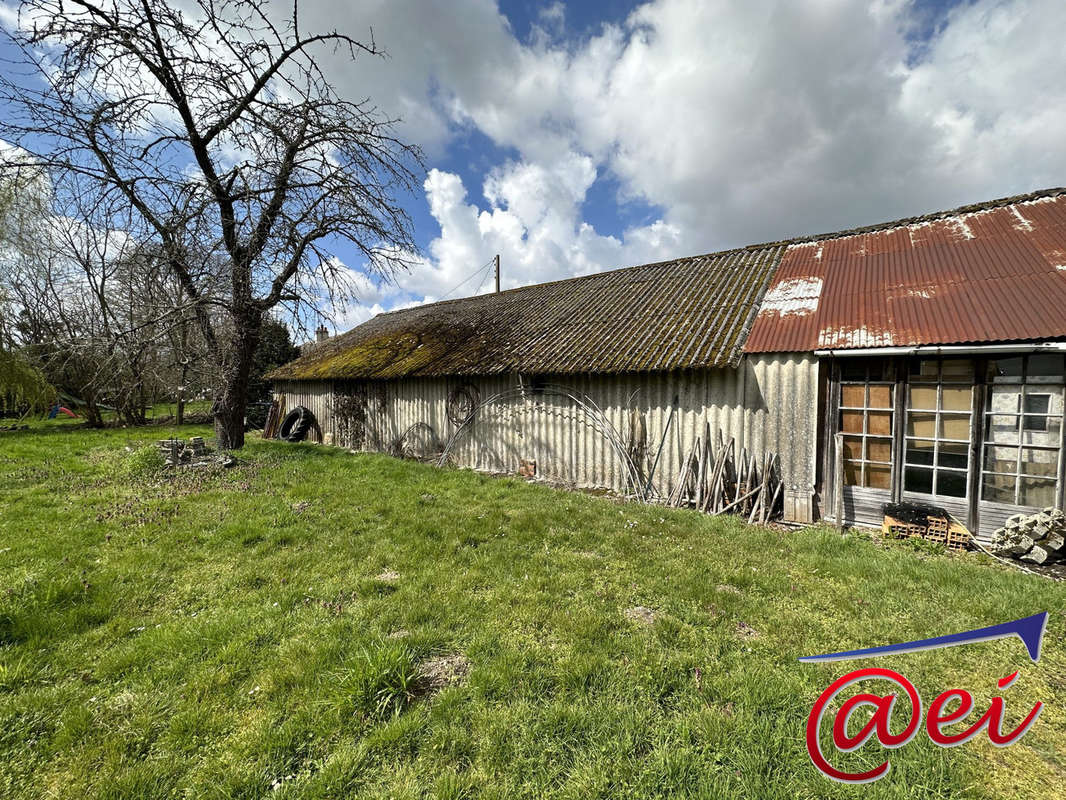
[439,258,495,300]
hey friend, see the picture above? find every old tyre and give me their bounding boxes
[279,406,316,442]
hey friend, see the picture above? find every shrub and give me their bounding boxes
[122,446,166,480]
[345,640,419,721]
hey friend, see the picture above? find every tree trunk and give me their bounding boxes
[176,365,187,426]
[213,312,262,450]
[83,393,104,427]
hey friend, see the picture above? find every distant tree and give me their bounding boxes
[1,0,421,447]
[0,347,53,419]
[249,318,301,404]
[0,160,54,417]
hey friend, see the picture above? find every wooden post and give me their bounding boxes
[834,432,845,531]
[494,254,500,293]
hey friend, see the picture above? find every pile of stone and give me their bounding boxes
[156,436,234,468]
[989,508,1066,565]
[157,436,207,465]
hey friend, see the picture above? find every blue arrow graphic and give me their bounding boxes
[799,612,1048,663]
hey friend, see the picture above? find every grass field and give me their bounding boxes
[1,422,1064,799]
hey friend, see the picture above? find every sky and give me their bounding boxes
[3,0,1066,333]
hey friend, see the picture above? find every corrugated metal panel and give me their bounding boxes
[273,354,819,518]
[269,245,785,380]
[274,380,333,439]
[747,189,1066,353]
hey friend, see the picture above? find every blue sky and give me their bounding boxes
[3,0,1064,332]
[398,0,976,255]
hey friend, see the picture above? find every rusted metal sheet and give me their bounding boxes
[746,189,1066,353]
[269,245,785,380]
[273,354,820,520]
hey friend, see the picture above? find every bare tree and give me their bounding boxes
[1,159,56,417]
[0,0,420,447]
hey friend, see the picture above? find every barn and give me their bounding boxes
[269,188,1066,541]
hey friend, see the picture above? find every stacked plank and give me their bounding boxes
[665,424,782,523]
[262,397,285,439]
[990,508,1066,565]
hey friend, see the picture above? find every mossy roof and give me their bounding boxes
[269,244,786,380]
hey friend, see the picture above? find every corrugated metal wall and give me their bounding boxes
[274,353,820,519]
[274,380,333,438]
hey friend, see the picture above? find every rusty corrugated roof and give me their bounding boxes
[746,188,1066,352]
[269,245,784,380]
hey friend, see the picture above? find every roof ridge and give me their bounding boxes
[375,245,779,318]
[375,186,1065,321]
[770,186,1066,247]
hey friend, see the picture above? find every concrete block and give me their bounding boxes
[1009,534,1036,556]
[1021,545,1050,565]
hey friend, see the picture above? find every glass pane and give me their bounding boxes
[942,386,972,411]
[1019,477,1057,508]
[843,457,861,486]
[1024,393,1051,416]
[988,356,1024,383]
[984,445,1020,475]
[840,362,867,381]
[938,441,969,470]
[869,361,896,382]
[905,467,934,494]
[1022,414,1049,433]
[940,414,972,440]
[867,438,893,463]
[868,385,893,409]
[907,412,937,438]
[1021,415,1061,446]
[912,359,939,380]
[842,436,862,462]
[866,464,891,489]
[1042,386,1064,413]
[986,414,1020,444]
[1020,448,1059,478]
[937,470,967,497]
[1027,354,1065,383]
[868,411,893,436]
[941,359,974,381]
[841,384,866,407]
[906,439,936,466]
[841,410,864,433]
[908,385,938,410]
[982,474,1016,504]
[987,388,1022,414]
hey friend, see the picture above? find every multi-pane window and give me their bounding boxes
[839,361,894,490]
[982,354,1064,508]
[903,359,973,498]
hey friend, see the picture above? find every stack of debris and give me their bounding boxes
[989,509,1066,565]
[157,436,234,468]
[882,502,972,551]
[157,436,207,465]
[668,425,782,523]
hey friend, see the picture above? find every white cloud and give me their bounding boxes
[10,0,1066,328]
[324,0,1066,327]
[340,156,685,322]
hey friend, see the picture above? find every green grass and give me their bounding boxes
[1,424,1064,799]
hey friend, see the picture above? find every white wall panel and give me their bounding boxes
[275,353,820,520]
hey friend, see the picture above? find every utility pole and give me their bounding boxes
[494,253,500,293]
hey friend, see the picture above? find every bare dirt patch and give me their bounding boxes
[624,606,658,626]
[735,621,760,638]
[417,654,470,692]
